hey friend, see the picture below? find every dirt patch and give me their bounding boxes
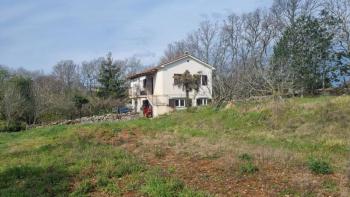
[105,130,347,196]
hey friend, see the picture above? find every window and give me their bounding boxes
[197,98,208,106]
[201,75,208,86]
[175,99,186,107]
[173,74,182,85]
[143,79,147,88]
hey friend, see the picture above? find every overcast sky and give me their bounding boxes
[0,0,272,72]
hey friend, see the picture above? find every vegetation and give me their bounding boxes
[97,52,126,99]
[0,95,349,196]
[0,53,143,132]
[161,0,350,102]
[308,157,333,175]
[173,70,201,108]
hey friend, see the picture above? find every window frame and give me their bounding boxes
[197,98,208,106]
[201,75,208,86]
[174,98,186,108]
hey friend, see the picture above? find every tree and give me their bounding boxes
[81,58,102,94]
[97,53,126,98]
[272,15,334,95]
[173,70,201,108]
[73,95,89,118]
[324,0,350,87]
[52,60,80,91]
[1,76,35,129]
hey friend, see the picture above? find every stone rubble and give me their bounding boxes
[47,112,140,126]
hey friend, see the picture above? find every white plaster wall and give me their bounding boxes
[130,56,213,117]
[157,57,213,100]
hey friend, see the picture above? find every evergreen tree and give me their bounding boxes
[97,53,126,98]
[272,15,334,95]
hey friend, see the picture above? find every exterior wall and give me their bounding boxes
[129,56,213,117]
[129,76,146,98]
[158,57,213,100]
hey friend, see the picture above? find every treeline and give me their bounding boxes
[160,0,350,104]
[0,53,143,131]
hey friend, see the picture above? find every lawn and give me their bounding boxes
[0,95,349,196]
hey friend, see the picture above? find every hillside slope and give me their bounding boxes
[0,96,349,196]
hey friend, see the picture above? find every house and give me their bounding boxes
[128,53,215,117]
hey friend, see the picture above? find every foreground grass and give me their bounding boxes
[0,95,349,196]
[0,125,208,196]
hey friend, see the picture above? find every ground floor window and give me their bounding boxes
[197,98,208,106]
[175,99,186,107]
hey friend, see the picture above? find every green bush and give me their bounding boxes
[240,161,259,174]
[0,121,26,132]
[308,158,333,174]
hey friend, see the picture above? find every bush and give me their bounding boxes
[308,158,333,174]
[0,121,26,132]
[239,161,259,174]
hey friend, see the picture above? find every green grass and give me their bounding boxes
[131,96,350,168]
[0,95,349,196]
[0,122,208,196]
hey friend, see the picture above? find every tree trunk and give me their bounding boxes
[186,90,190,109]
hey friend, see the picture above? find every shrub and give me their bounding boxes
[308,158,333,174]
[239,161,259,174]
[0,121,26,132]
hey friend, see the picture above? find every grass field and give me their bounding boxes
[0,96,349,196]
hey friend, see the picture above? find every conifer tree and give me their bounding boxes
[97,52,126,98]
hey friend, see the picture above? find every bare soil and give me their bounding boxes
[110,130,348,197]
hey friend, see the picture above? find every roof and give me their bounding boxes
[127,54,215,80]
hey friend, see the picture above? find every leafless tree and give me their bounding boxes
[52,60,80,91]
[81,58,103,93]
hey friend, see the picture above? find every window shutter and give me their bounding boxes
[169,99,175,108]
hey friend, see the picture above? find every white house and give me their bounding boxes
[128,53,215,117]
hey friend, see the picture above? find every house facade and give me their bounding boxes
[128,54,215,117]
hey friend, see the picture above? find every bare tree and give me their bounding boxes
[81,58,103,94]
[52,60,80,91]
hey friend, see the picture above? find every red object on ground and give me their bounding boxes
[143,106,152,118]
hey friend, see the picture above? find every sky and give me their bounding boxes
[0,0,272,72]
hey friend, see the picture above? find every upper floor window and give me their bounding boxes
[143,79,147,88]
[201,75,208,86]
